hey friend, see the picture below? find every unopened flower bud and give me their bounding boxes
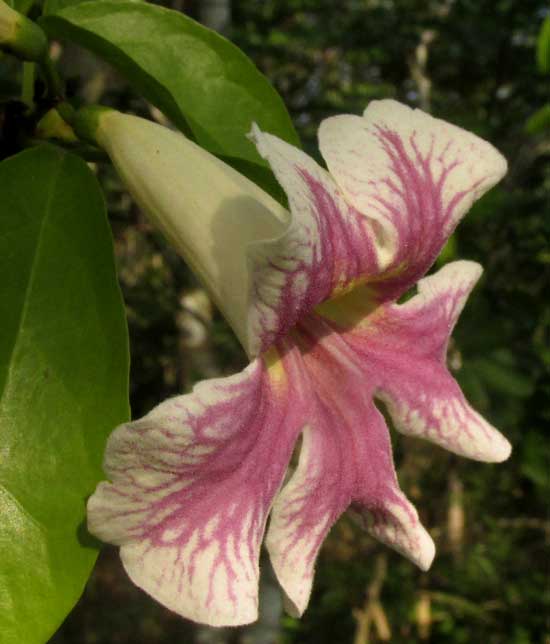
[74,106,288,353]
[0,0,47,61]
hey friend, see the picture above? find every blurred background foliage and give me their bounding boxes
[45,0,548,642]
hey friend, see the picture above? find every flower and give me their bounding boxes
[84,100,511,626]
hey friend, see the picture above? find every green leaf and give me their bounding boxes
[6,0,35,15]
[469,354,534,399]
[40,1,299,192]
[525,103,550,134]
[0,145,129,644]
[520,431,550,492]
[42,0,94,15]
[436,234,458,266]
[43,0,142,19]
[537,15,550,74]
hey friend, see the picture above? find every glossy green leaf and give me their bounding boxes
[40,0,300,189]
[0,145,129,644]
[537,15,550,74]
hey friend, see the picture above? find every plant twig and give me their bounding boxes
[21,61,35,108]
[448,469,465,560]
[408,29,436,113]
[353,554,391,643]
[39,53,64,100]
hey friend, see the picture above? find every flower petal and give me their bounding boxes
[247,125,382,356]
[338,261,512,462]
[265,421,348,618]
[87,344,309,626]
[319,100,508,299]
[267,319,433,616]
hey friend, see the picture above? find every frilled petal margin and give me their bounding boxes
[244,100,507,357]
[87,343,309,626]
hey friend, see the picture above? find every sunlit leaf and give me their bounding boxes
[43,0,142,18]
[0,145,129,644]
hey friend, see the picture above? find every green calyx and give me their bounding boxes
[72,105,116,146]
[36,108,78,142]
[0,0,47,62]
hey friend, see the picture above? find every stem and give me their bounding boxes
[21,60,35,108]
[39,53,64,100]
[26,136,109,162]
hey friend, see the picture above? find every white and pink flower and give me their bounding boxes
[85,100,511,626]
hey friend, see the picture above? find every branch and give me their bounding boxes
[353,554,391,644]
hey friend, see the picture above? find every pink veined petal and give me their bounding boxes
[318,100,508,300]
[244,102,506,357]
[246,124,381,356]
[266,319,434,617]
[87,343,309,627]
[336,261,512,462]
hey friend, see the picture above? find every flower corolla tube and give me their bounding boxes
[84,100,511,626]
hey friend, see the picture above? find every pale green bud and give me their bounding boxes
[75,107,288,353]
[0,0,47,61]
